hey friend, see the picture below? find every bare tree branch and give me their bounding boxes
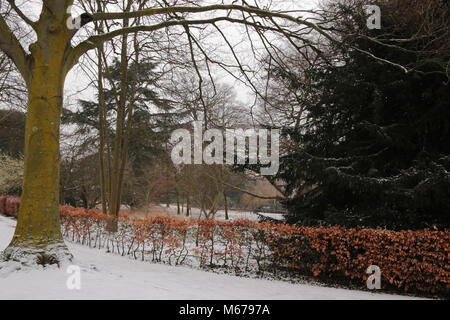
[0,14,30,83]
[67,15,313,72]
[221,180,283,200]
[5,0,37,29]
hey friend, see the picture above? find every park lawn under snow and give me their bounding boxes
[0,215,422,300]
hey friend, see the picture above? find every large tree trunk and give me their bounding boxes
[2,24,71,265]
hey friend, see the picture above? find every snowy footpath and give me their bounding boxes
[0,215,423,300]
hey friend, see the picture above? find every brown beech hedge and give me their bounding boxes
[0,195,448,297]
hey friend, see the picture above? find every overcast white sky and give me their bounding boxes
[1,0,319,115]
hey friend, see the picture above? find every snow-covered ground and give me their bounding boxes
[0,215,423,300]
[124,204,286,222]
[161,204,261,221]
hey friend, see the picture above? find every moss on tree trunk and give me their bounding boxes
[1,7,73,266]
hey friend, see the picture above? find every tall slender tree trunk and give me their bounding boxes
[97,46,108,215]
[224,191,229,220]
[115,32,139,225]
[186,195,190,217]
[176,190,180,215]
[106,16,130,232]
